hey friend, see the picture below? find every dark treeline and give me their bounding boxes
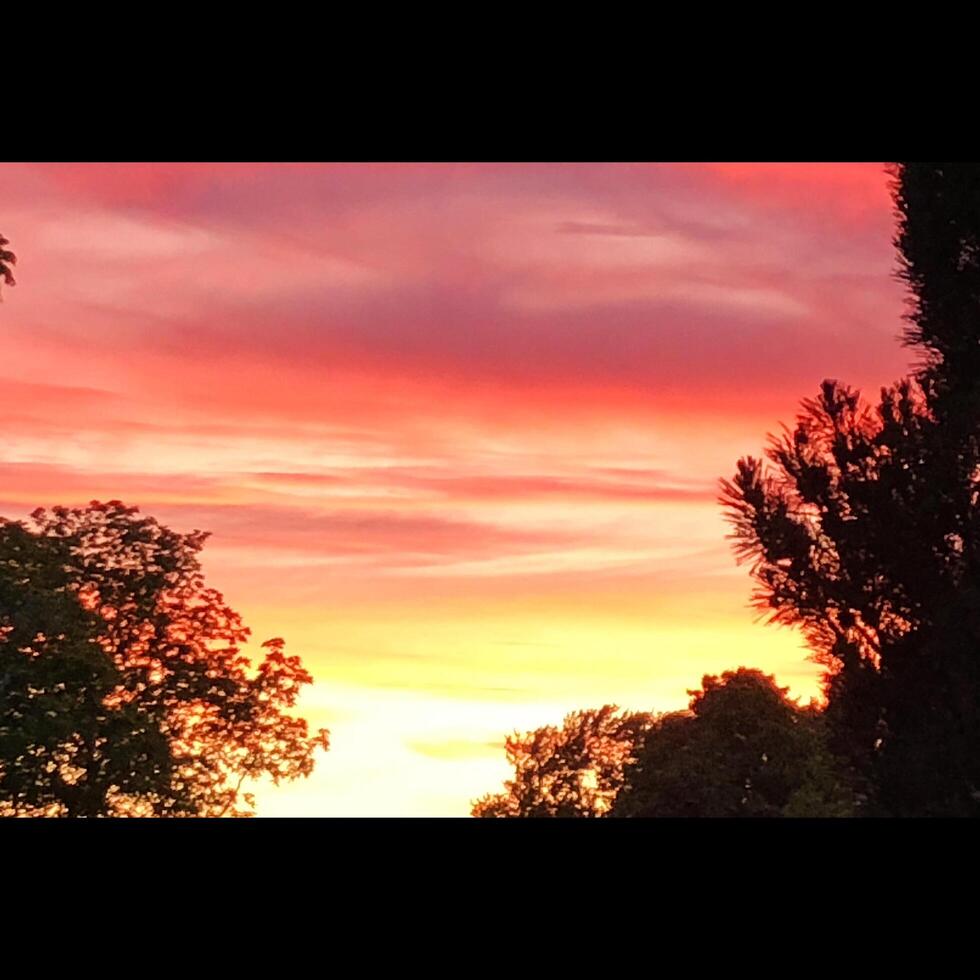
[476,163,980,818]
[473,670,854,817]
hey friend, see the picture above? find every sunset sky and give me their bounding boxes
[0,163,912,816]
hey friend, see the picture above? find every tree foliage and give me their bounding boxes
[475,671,854,818]
[612,669,855,818]
[0,501,329,817]
[472,705,654,817]
[721,164,980,815]
[0,232,15,292]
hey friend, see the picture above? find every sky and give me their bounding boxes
[0,162,913,816]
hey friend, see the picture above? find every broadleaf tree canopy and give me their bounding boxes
[0,501,329,817]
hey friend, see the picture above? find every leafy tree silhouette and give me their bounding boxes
[721,164,980,816]
[475,671,853,818]
[0,501,329,817]
[472,705,655,817]
[612,668,854,818]
[0,233,15,297]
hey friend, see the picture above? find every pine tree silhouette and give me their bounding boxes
[722,164,980,815]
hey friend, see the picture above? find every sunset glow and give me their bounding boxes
[0,163,911,815]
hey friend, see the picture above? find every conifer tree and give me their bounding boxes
[722,164,980,815]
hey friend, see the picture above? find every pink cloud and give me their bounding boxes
[1,163,910,442]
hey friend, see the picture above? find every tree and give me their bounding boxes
[612,669,855,818]
[0,233,15,296]
[474,671,854,818]
[0,501,329,817]
[720,164,980,815]
[472,705,654,817]
[894,163,980,411]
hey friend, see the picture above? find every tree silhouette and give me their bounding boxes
[721,164,980,815]
[612,669,854,818]
[474,671,853,818]
[472,705,654,817]
[0,233,15,295]
[0,501,329,817]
